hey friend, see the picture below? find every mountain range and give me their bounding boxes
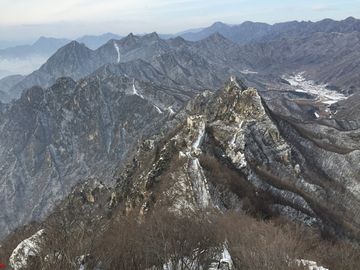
[2,29,360,104]
[1,16,360,269]
[181,16,360,43]
[2,16,360,81]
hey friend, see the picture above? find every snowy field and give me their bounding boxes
[283,72,348,105]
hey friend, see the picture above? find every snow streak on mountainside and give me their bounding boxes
[114,42,120,63]
[132,78,143,97]
[132,78,163,113]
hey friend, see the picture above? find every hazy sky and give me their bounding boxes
[1,0,360,42]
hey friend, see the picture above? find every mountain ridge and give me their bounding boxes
[180,16,360,44]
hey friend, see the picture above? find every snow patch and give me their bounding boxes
[231,76,241,88]
[10,229,45,270]
[132,78,163,113]
[174,115,213,210]
[132,78,143,98]
[114,42,120,63]
[296,259,329,270]
[241,69,258,74]
[322,100,340,105]
[225,122,247,169]
[188,115,206,154]
[221,246,232,260]
[188,158,212,209]
[168,106,175,114]
[192,125,205,151]
[154,104,162,113]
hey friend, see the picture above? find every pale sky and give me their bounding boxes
[1,0,360,42]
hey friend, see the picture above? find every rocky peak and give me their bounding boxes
[167,36,187,48]
[38,40,92,76]
[224,75,247,92]
[187,76,266,124]
[202,31,229,43]
[141,32,160,41]
[63,40,89,53]
[344,16,356,23]
[138,32,170,51]
[120,33,138,49]
[210,21,228,29]
[112,76,292,216]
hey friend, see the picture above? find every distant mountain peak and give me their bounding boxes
[211,21,226,26]
[209,21,229,31]
[167,36,187,47]
[66,40,89,50]
[345,16,356,21]
[140,32,161,41]
[123,32,137,42]
[170,35,185,42]
[208,31,224,37]
[148,31,159,36]
[241,20,255,25]
[32,36,71,47]
[201,31,231,44]
[69,40,80,45]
